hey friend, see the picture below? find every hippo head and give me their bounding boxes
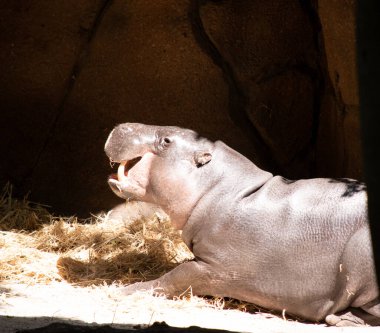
[104,123,214,228]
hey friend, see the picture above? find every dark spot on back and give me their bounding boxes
[329,178,366,197]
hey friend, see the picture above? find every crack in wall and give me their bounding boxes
[22,0,114,186]
[188,0,279,171]
[299,0,324,144]
[296,0,326,175]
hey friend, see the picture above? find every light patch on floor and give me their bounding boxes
[4,282,376,333]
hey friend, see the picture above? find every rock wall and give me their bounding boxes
[0,0,361,215]
[316,0,362,178]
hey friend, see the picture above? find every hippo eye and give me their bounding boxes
[160,137,172,147]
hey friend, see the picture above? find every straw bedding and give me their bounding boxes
[0,183,195,288]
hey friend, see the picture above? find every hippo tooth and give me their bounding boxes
[117,161,127,182]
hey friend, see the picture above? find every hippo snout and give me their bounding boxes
[105,123,157,163]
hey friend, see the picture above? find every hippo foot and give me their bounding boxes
[325,312,366,327]
[119,280,164,296]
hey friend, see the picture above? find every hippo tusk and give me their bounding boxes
[117,161,127,182]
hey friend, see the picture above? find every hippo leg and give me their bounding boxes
[326,302,380,327]
[326,227,380,327]
[361,301,380,325]
[120,260,217,297]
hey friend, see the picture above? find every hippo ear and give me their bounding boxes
[194,151,212,167]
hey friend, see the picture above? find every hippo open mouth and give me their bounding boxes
[109,156,142,182]
[107,152,154,200]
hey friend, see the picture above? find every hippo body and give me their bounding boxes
[104,123,379,326]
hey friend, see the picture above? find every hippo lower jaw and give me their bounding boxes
[107,153,153,200]
[108,178,144,200]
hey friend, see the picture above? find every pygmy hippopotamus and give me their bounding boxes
[104,123,379,326]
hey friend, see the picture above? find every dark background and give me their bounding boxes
[357,0,380,287]
[0,0,362,216]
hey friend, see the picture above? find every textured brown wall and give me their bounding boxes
[316,0,362,178]
[0,0,361,216]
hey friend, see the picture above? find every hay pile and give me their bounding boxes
[0,183,193,287]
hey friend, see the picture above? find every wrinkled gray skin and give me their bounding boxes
[104,123,380,326]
